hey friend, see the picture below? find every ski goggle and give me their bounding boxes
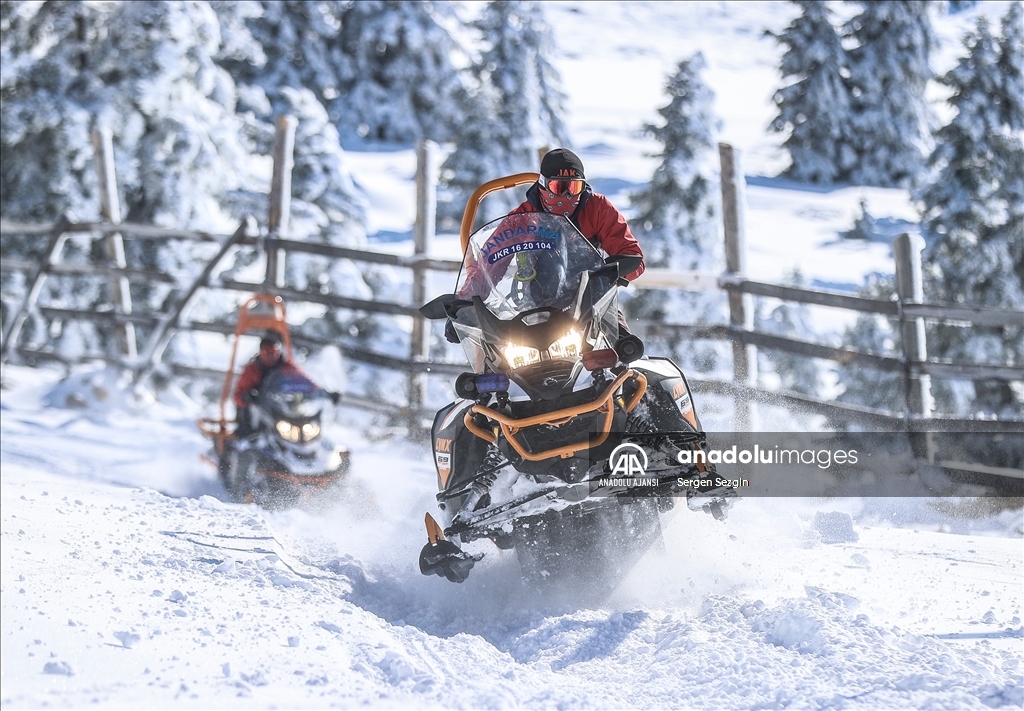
[540,176,586,196]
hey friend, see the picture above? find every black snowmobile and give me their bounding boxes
[218,366,350,508]
[417,174,734,590]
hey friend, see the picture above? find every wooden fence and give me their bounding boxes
[1,122,1021,446]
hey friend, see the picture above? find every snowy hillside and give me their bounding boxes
[2,1,1022,708]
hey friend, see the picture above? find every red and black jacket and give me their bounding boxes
[234,356,299,408]
[512,183,645,280]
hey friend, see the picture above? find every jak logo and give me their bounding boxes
[608,442,648,477]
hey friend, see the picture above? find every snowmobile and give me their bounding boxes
[417,174,734,590]
[198,294,350,508]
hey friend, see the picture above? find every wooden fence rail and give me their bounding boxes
[687,377,1024,435]
[638,322,1023,381]
[0,220,228,242]
[6,221,1017,382]
[1,123,1021,438]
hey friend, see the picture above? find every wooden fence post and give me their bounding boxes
[894,232,935,462]
[266,115,297,288]
[91,127,137,359]
[719,143,757,430]
[893,233,934,418]
[408,138,437,433]
[0,218,70,363]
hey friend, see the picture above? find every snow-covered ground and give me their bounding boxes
[2,364,1022,708]
[3,2,1022,708]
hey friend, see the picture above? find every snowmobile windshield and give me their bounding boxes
[455,213,606,318]
[451,212,620,376]
[262,369,326,419]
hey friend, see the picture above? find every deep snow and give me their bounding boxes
[1,364,1022,708]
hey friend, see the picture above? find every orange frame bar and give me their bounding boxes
[459,173,540,253]
[464,370,647,462]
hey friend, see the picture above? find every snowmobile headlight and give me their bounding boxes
[275,420,301,443]
[502,343,541,369]
[547,330,581,360]
[301,422,320,441]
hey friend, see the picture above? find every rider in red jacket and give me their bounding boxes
[232,332,340,440]
[234,333,297,437]
[450,148,644,342]
[512,148,645,281]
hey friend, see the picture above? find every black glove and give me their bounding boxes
[328,391,341,405]
[444,319,461,344]
[241,388,259,404]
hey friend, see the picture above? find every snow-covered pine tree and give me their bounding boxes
[1,1,258,359]
[438,0,571,229]
[632,54,718,277]
[99,2,255,230]
[627,53,724,369]
[1,1,108,223]
[270,88,380,340]
[214,2,369,253]
[769,0,856,184]
[2,1,257,229]
[473,0,569,159]
[334,0,469,145]
[221,1,473,149]
[916,5,1024,416]
[216,1,346,123]
[435,88,511,231]
[1,1,99,348]
[843,0,935,187]
[268,88,368,254]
